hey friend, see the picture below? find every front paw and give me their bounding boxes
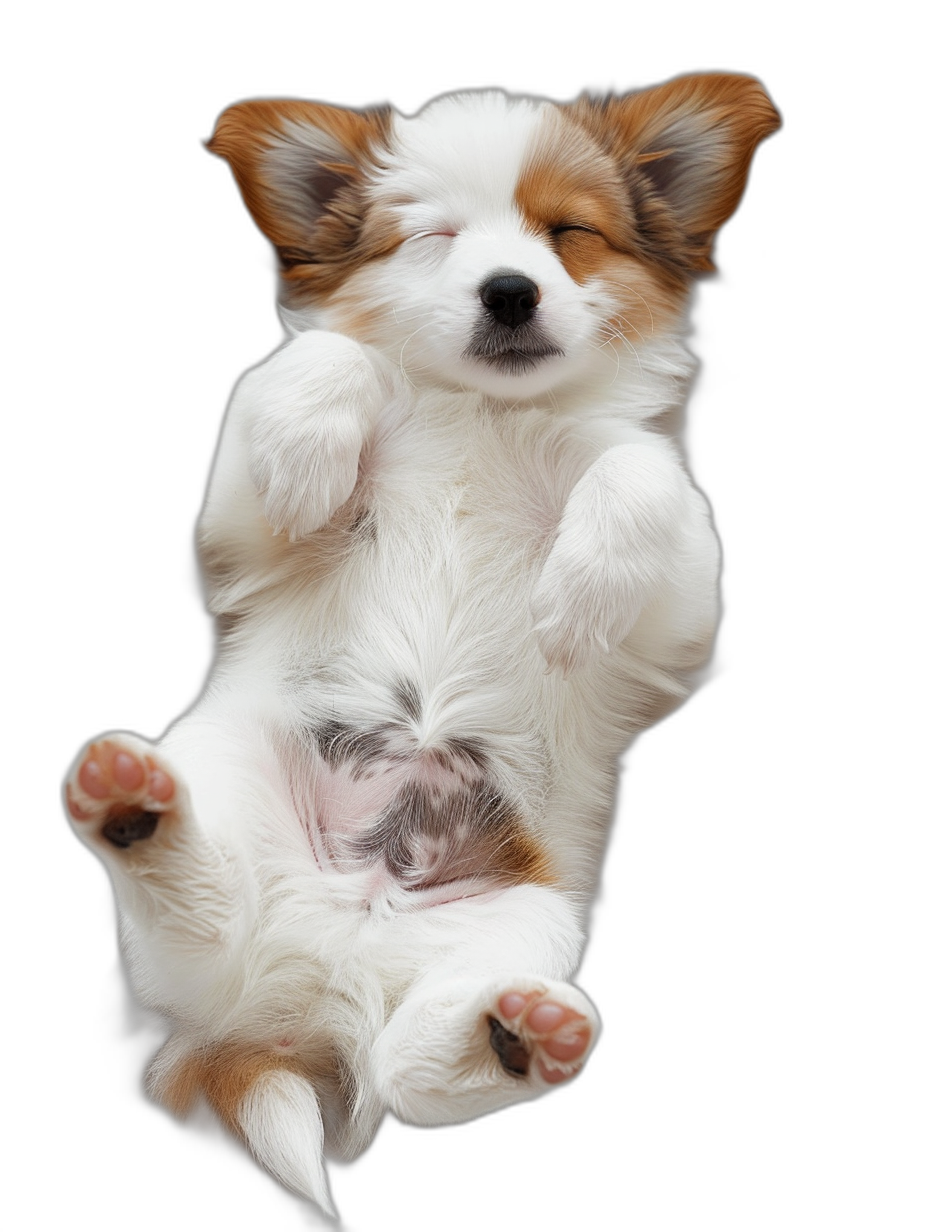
[245,333,384,539]
[251,410,365,540]
[531,441,687,673]
[531,541,642,674]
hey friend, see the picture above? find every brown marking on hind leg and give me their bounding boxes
[151,1038,340,1135]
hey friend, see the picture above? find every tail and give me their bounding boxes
[148,1039,340,1222]
[238,1069,334,1217]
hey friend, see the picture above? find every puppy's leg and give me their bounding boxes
[531,434,713,673]
[374,976,599,1125]
[64,722,259,1011]
[204,330,390,544]
[372,886,598,1125]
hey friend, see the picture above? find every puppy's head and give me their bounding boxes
[209,77,778,400]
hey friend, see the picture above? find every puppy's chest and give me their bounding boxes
[357,394,591,549]
[268,393,603,702]
[274,397,592,898]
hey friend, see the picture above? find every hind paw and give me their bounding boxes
[66,735,177,849]
[489,984,598,1085]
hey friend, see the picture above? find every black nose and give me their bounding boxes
[479,274,539,329]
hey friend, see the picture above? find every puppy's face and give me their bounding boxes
[309,97,650,404]
[210,78,779,400]
[324,96,669,400]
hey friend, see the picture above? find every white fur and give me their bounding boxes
[64,87,759,1216]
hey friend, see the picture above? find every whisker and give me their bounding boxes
[595,323,642,380]
[603,337,623,383]
[397,323,433,390]
[612,282,655,336]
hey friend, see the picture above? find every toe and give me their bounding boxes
[538,1061,576,1085]
[543,1027,591,1063]
[78,754,109,799]
[147,764,176,803]
[498,992,529,1019]
[526,1001,570,1034]
[112,750,145,792]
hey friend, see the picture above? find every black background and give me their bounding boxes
[50,38,793,1232]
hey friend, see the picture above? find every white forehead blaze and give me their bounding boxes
[380,93,554,235]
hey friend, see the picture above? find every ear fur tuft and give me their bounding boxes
[567,73,780,276]
[207,99,392,265]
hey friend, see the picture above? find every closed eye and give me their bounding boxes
[551,224,601,237]
[407,229,457,241]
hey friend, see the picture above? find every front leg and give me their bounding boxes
[531,437,690,673]
[237,329,388,540]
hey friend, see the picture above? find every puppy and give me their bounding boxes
[65,75,778,1215]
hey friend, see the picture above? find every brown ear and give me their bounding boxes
[570,73,780,275]
[206,100,392,266]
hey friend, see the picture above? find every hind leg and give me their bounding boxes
[64,718,268,1015]
[374,975,599,1125]
[371,885,599,1125]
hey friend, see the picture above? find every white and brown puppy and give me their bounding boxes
[66,76,778,1215]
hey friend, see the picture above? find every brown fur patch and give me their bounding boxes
[207,100,401,303]
[153,1039,338,1134]
[516,112,687,343]
[561,73,780,278]
[497,821,555,888]
[516,116,641,276]
[344,779,556,890]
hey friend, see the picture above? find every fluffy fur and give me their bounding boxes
[65,75,778,1216]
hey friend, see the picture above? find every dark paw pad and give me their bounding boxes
[487,1015,530,1077]
[101,805,160,849]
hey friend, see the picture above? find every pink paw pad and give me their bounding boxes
[66,739,176,848]
[491,988,594,1085]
